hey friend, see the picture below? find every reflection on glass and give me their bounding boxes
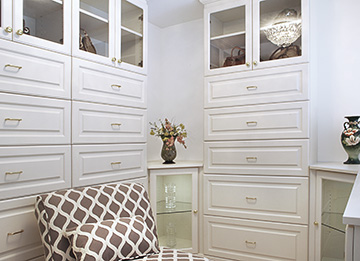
[121,1,143,67]
[321,179,353,261]
[23,0,63,44]
[260,0,302,62]
[156,174,192,249]
[79,0,109,57]
[209,6,246,69]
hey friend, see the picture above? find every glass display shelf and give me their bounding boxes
[157,200,192,215]
[321,212,346,234]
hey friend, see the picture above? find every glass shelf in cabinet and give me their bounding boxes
[321,211,346,234]
[157,201,192,215]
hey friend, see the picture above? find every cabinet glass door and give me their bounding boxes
[0,0,13,40]
[12,0,70,53]
[120,0,144,68]
[156,174,193,249]
[209,1,250,71]
[255,0,304,66]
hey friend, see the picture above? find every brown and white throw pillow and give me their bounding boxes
[64,216,160,261]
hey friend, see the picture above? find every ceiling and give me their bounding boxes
[147,0,204,28]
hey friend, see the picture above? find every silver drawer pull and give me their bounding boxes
[245,240,256,245]
[5,171,23,175]
[246,121,257,126]
[111,84,122,88]
[8,229,24,236]
[246,157,257,161]
[111,123,122,126]
[246,197,257,200]
[5,118,22,122]
[111,161,122,165]
[246,86,257,91]
[5,64,23,70]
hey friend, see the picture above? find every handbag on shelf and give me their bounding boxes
[80,29,97,54]
[223,46,246,67]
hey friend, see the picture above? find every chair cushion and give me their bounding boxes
[64,216,160,261]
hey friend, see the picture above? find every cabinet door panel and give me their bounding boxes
[0,93,71,145]
[72,144,146,187]
[205,64,308,108]
[205,101,309,140]
[0,1,13,41]
[0,196,43,261]
[72,101,146,144]
[204,175,308,224]
[0,39,71,99]
[205,140,309,176]
[72,58,146,108]
[204,216,308,261]
[0,146,71,200]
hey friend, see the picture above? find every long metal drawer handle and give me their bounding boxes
[246,157,257,160]
[246,197,257,200]
[5,64,23,70]
[8,229,24,236]
[111,123,122,126]
[111,161,122,165]
[245,240,256,245]
[111,84,122,88]
[5,171,23,175]
[246,86,257,91]
[5,118,22,122]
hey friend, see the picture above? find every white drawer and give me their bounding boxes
[205,64,308,108]
[0,39,71,99]
[0,146,71,200]
[205,140,309,176]
[72,101,146,144]
[204,216,308,261]
[205,101,309,141]
[0,93,71,145]
[72,144,147,187]
[72,58,146,108]
[204,175,308,224]
[0,196,44,261]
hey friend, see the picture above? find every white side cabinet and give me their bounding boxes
[309,163,358,261]
[148,161,202,253]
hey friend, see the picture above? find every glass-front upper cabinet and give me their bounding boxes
[73,0,147,74]
[204,0,308,75]
[0,0,71,54]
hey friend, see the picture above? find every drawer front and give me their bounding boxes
[0,39,71,99]
[205,64,308,108]
[205,101,309,141]
[72,101,146,144]
[204,175,308,224]
[0,93,71,145]
[72,144,147,187]
[205,140,309,176]
[0,146,71,200]
[72,58,146,108]
[0,196,43,261]
[204,216,308,261]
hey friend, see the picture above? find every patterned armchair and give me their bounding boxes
[34,182,209,261]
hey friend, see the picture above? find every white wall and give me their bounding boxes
[311,1,360,162]
[147,19,204,162]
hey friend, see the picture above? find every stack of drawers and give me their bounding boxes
[0,39,147,260]
[203,64,310,260]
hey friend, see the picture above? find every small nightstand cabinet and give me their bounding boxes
[201,0,310,260]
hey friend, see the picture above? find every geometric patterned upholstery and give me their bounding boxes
[34,182,210,261]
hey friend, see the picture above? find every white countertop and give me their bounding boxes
[147,161,203,170]
[310,162,360,175]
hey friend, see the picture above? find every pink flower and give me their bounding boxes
[344,128,359,136]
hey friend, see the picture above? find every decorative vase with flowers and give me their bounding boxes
[150,118,187,164]
[341,116,360,164]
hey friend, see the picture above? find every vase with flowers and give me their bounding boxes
[150,118,187,164]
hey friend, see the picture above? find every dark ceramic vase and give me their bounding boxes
[341,116,360,164]
[161,140,177,164]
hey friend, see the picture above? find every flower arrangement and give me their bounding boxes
[149,118,187,149]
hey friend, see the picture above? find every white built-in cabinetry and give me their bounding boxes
[201,0,309,259]
[0,0,148,260]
